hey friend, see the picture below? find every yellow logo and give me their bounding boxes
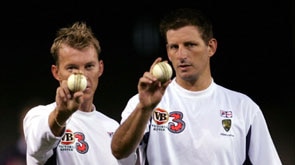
[222,119,231,132]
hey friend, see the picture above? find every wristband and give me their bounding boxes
[54,117,66,128]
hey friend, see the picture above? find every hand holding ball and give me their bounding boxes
[67,73,87,92]
[152,61,173,83]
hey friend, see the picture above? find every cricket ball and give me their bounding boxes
[67,73,87,92]
[152,61,173,83]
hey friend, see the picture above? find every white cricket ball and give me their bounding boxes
[152,61,173,83]
[67,73,87,92]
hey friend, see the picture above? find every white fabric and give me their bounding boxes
[121,78,282,165]
[24,102,136,165]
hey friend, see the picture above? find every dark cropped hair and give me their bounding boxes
[159,8,214,44]
[50,21,101,65]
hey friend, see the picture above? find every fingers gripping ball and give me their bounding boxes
[67,73,87,92]
[152,61,173,83]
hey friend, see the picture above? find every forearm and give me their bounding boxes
[48,109,70,136]
[111,103,153,159]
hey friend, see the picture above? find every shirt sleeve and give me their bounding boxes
[23,105,62,164]
[117,152,137,165]
[248,108,282,165]
[121,94,139,124]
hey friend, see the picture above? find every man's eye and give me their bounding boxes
[170,45,178,49]
[67,66,75,71]
[86,65,94,69]
[185,43,196,47]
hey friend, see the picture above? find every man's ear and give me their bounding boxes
[98,60,104,78]
[208,38,217,57]
[51,65,61,81]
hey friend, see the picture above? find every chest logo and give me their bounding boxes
[222,119,231,132]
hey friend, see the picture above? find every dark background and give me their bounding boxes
[0,1,294,164]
